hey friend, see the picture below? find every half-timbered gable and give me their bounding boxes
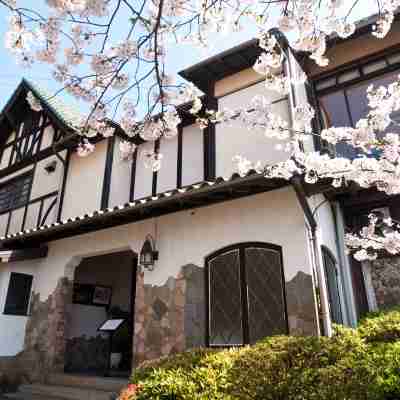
[0,80,78,239]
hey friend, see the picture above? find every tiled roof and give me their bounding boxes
[0,170,287,248]
[24,79,83,131]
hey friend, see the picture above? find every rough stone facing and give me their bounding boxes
[22,277,72,381]
[370,257,400,309]
[133,264,205,366]
[285,271,319,336]
[64,335,108,373]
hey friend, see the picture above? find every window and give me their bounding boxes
[206,243,287,346]
[321,247,343,325]
[3,272,33,316]
[0,173,32,214]
[319,71,400,158]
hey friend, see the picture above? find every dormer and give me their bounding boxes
[180,31,313,179]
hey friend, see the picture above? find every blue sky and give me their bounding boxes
[0,1,379,114]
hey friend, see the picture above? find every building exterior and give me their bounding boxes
[0,14,399,387]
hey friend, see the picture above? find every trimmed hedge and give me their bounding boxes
[119,308,400,400]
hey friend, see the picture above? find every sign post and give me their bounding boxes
[98,318,126,377]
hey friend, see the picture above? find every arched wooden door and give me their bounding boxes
[205,242,288,346]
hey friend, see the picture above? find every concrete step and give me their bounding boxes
[13,383,119,400]
[4,392,64,400]
[47,374,127,393]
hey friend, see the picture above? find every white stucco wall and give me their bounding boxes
[310,195,340,262]
[133,141,154,200]
[0,146,12,170]
[0,183,316,356]
[216,81,290,178]
[109,137,132,208]
[0,259,39,356]
[62,141,107,219]
[157,136,178,193]
[181,124,204,185]
[27,186,311,298]
[30,152,66,200]
[39,124,55,151]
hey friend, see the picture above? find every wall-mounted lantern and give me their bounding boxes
[139,234,159,270]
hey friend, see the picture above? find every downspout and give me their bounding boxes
[292,176,333,337]
[272,29,332,336]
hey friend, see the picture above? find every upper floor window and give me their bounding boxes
[206,243,287,346]
[3,272,33,316]
[0,172,33,214]
[316,52,400,159]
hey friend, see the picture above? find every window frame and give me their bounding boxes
[313,45,400,155]
[314,44,400,97]
[3,272,33,316]
[0,171,33,215]
[321,246,343,325]
[205,242,288,347]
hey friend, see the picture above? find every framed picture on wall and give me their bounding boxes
[92,285,112,306]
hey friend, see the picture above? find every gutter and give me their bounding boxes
[292,176,333,337]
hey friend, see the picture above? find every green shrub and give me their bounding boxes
[358,307,400,343]
[125,308,400,400]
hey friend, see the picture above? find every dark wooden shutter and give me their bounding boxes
[4,272,33,316]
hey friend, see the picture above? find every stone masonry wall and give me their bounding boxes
[286,271,319,336]
[133,264,205,366]
[370,257,400,309]
[133,265,318,366]
[21,277,72,382]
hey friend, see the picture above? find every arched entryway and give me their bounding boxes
[65,250,137,377]
[205,242,288,346]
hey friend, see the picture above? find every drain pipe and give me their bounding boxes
[291,177,332,337]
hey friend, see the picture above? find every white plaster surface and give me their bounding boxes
[181,124,204,186]
[0,259,39,356]
[109,137,132,208]
[133,141,154,200]
[0,187,315,355]
[216,81,290,178]
[62,141,107,219]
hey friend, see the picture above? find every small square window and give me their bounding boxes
[387,53,400,65]
[362,59,388,75]
[3,272,33,316]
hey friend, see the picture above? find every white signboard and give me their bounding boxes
[98,319,125,332]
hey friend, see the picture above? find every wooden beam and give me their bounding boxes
[101,136,115,209]
[0,246,48,263]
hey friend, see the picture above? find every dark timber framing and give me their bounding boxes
[57,149,71,221]
[204,241,288,347]
[1,172,287,248]
[203,91,217,181]
[176,125,183,188]
[101,136,115,209]
[129,148,138,202]
[152,139,160,196]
